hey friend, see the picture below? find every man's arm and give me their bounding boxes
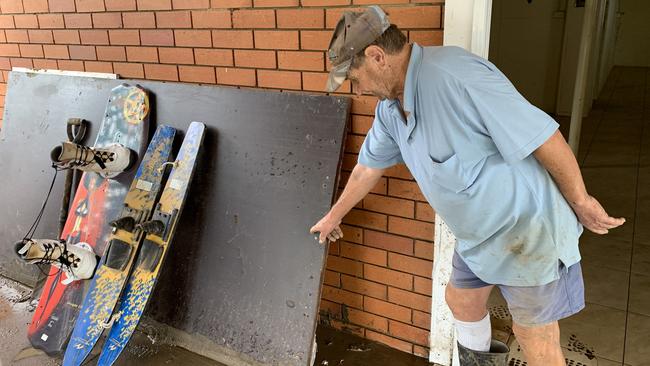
[533,129,625,234]
[310,163,385,243]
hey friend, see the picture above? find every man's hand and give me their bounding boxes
[310,215,343,244]
[571,195,625,234]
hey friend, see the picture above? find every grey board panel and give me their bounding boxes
[0,71,351,365]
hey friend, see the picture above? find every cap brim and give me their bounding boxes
[325,59,352,93]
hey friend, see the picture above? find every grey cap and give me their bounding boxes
[325,6,390,92]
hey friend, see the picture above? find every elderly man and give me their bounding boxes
[310,6,624,366]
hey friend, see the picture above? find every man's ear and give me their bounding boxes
[364,45,386,67]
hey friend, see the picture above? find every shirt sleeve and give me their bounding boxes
[358,105,403,169]
[463,68,559,164]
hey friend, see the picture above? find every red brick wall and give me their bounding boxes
[0,0,444,358]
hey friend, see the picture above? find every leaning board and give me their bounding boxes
[0,71,350,366]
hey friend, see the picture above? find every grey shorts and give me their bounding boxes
[450,251,585,326]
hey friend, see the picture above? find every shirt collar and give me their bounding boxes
[403,43,422,115]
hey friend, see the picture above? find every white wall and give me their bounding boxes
[614,0,650,66]
[597,0,620,93]
[488,0,566,113]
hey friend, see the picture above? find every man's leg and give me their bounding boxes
[511,321,565,366]
[445,282,494,350]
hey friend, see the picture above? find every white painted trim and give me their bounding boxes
[11,67,117,79]
[432,1,493,365]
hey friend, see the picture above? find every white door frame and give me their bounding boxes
[430,1,492,365]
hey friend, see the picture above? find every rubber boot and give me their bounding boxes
[50,141,136,178]
[14,238,98,281]
[458,339,510,366]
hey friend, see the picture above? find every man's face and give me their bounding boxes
[347,57,394,101]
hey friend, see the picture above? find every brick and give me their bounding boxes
[409,30,443,46]
[388,217,433,242]
[364,296,411,323]
[33,58,58,69]
[412,309,430,330]
[415,202,434,222]
[389,320,429,346]
[0,57,9,70]
[257,69,300,90]
[28,30,54,44]
[140,29,174,46]
[341,275,387,300]
[49,0,75,12]
[366,330,412,353]
[323,269,340,287]
[388,287,430,313]
[194,48,231,66]
[172,0,209,9]
[96,45,125,61]
[414,276,431,296]
[75,0,105,12]
[413,345,429,358]
[144,63,178,81]
[57,59,84,71]
[254,30,297,50]
[105,0,136,10]
[109,30,140,45]
[347,307,388,332]
[126,46,157,62]
[0,30,5,42]
[277,50,323,71]
[84,61,113,73]
[363,229,413,255]
[5,30,28,43]
[354,0,407,3]
[300,30,330,51]
[14,15,38,28]
[159,47,194,64]
[345,135,361,153]
[351,114,372,134]
[137,0,172,10]
[391,6,442,29]
[122,12,155,28]
[53,30,80,44]
[212,30,252,48]
[384,164,413,179]
[340,242,386,267]
[341,224,362,244]
[364,263,413,290]
[156,11,191,28]
[388,178,426,201]
[43,44,69,59]
[363,194,414,218]
[342,209,387,231]
[0,15,14,29]
[253,0,296,7]
[319,299,341,318]
[328,240,340,256]
[80,30,109,45]
[326,255,362,277]
[175,29,211,47]
[191,10,231,28]
[179,65,215,83]
[64,14,92,28]
[210,0,251,7]
[388,252,431,278]
[351,95,377,115]
[302,72,327,92]
[92,13,122,28]
[0,0,23,13]
[10,57,32,68]
[113,61,144,78]
[216,67,255,86]
[301,0,349,6]
[321,285,363,309]
[68,45,96,60]
[232,9,274,28]
[330,318,365,337]
[37,14,63,29]
[19,44,44,58]
[234,49,274,68]
[277,9,323,29]
[414,240,432,260]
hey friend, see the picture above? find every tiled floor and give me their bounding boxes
[557,66,650,366]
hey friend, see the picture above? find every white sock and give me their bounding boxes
[454,313,492,352]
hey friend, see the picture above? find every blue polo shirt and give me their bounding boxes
[358,44,583,286]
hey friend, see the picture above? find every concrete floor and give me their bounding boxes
[1,66,649,366]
